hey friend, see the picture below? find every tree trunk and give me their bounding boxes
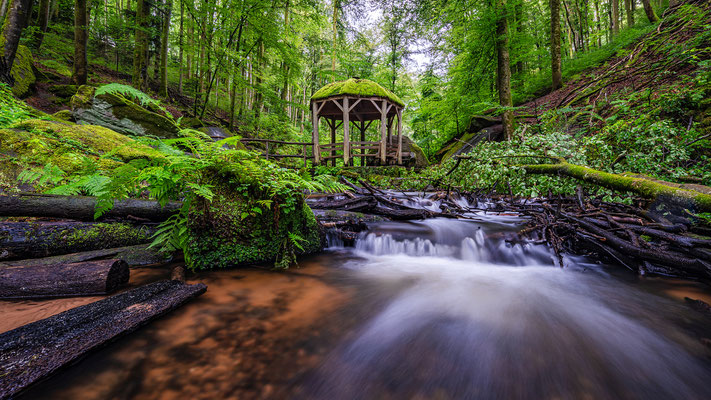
[551,0,562,89]
[0,0,9,20]
[625,0,635,27]
[178,0,184,93]
[159,0,171,97]
[611,0,619,34]
[0,244,172,268]
[331,0,338,82]
[0,280,207,400]
[32,0,50,49]
[0,259,130,299]
[522,158,711,212]
[641,0,658,23]
[495,0,514,140]
[72,0,88,85]
[132,0,148,89]
[0,194,181,221]
[0,0,33,84]
[0,221,157,261]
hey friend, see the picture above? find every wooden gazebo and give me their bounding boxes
[311,78,404,166]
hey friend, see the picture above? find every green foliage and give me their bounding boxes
[95,83,175,120]
[0,84,32,128]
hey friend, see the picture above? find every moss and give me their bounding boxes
[48,84,78,98]
[37,59,72,77]
[180,117,205,129]
[9,45,36,98]
[311,78,404,106]
[52,110,73,121]
[70,85,96,110]
[0,119,165,189]
[186,181,322,269]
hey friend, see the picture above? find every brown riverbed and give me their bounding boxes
[3,253,360,400]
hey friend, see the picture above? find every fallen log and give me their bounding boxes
[308,196,377,212]
[0,259,130,299]
[0,280,207,400]
[0,193,181,221]
[521,158,711,212]
[0,244,173,268]
[0,221,156,261]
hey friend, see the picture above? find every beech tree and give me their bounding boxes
[0,0,33,84]
[551,0,562,90]
[495,0,513,140]
[72,0,88,85]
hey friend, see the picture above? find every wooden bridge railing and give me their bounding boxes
[239,138,313,167]
[239,138,399,167]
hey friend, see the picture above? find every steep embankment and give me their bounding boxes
[435,0,711,163]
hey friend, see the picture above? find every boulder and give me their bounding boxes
[71,85,181,138]
[198,126,232,141]
[52,110,74,121]
[401,136,429,168]
[9,45,36,98]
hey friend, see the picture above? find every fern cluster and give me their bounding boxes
[95,83,176,122]
[20,129,348,269]
[0,83,32,128]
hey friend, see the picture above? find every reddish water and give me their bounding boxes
[3,218,711,400]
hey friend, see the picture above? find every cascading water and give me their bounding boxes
[296,217,711,399]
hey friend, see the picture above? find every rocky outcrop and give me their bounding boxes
[71,85,181,138]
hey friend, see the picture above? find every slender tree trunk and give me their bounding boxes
[625,0,634,27]
[132,0,148,89]
[178,0,184,93]
[641,0,658,23]
[0,0,33,84]
[33,0,50,49]
[0,0,9,20]
[495,0,514,140]
[72,0,89,85]
[331,0,338,82]
[159,0,171,97]
[611,0,619,34]
[551,0,562,90]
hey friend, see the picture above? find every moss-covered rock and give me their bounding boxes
[186,181,322,269]
[52,110,74,121]
[180,117,205,129]
[311,78,404,106]
[71,85,181,138]
[48,84,78,98]
[9,45,36,98]
[401,136,429,168]
[0,119,165,190]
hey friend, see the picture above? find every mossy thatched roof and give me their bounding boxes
[311,78,404,107]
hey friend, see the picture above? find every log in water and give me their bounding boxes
[0,259,129,299]
[0,280,207,400]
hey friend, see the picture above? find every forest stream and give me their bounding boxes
[3,206,711,400]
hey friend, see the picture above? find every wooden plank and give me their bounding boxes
[240,138,311,146]
[0,259,129,300]
[0,280,207,400]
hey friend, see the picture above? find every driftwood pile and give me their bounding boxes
[309,181,711,280]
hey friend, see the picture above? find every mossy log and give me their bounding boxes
[0,259,129,299]
[0,220,156,261]
[0,280,207,399]
[522,158,711,212]
[0,244,172,268]
[0,193,181,221]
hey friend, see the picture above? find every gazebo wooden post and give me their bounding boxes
[360,120,366,167]
[311,101,320,165]
[380,100,387,164]
[397,108,403,165]
[343,97,350,166]
[329,118,336,166]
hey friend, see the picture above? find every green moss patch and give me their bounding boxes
[9,46,36,98]
[311,78,404,106]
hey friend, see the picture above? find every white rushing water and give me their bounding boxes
[300,218,711,400]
